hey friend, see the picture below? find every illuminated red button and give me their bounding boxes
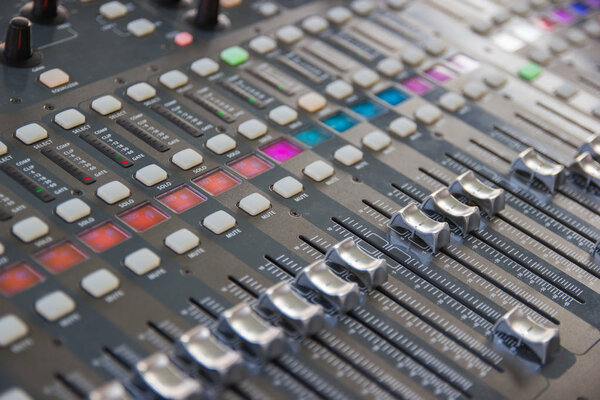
[193,169,241,196]
[174,31,194,47]
[78,222,130,253]
[228,153,273,179]
[34,241,88,274]
[260,138,304,162]
[0,262,44,297]
[118,202,170,232]
[157,185,206,213]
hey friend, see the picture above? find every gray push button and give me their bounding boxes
[422,188,481,236]
[294,260,360,313]
[324,237,387,289]
[135,352,201,399]
[579,133,600,159]
[510,148,565,193]
[258,281,324,335]
[89,381,132,400]
[493,307,560,364]
[178,325,246,384]
[389,202,450,253]
[448,170,505,216]
[217,303,286,361]
[569,152,600,189]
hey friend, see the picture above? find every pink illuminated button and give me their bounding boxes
[400,76,434,95]
[424,65,457,82]
[118,202,170,232]
[34,241,88,274]
[78,222,131,253]
[260,138,304,162]
[174,32,194,46]
[193,169,241,196]
[0,262,44,297]
[228,153,273,179]
[157,185,206,213]
[446,53,480,73]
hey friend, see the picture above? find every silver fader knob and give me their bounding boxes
[578,133,600,159]
[258,281,325,336]
[324,237,387,289]
[510,148,565,193]
[88,381,132,400]
[493,307,560,364]
[389,202,450,253]
[178,325,246,385]
[448,170,505,216]
[217,303,286,361]
[294,260,360,313]
[135,352,202,400]
[569,152,600,189]
[422,188,481,236]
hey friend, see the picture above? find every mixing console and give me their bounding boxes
[1,0,600,399]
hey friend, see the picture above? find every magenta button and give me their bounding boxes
[260,138,304,162]
[424,65,457,82]
[551,8,574,23]
[400,76,434,95]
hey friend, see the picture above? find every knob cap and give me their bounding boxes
[186,0,229,30]
[20,0,68,25]
[0,17,42,67]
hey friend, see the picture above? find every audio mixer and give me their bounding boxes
[1,0,600,399]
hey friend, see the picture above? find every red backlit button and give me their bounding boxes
[157,185,206,213]
[118,202,170,232]
[227,153,273,179]
[0,262,44,297]
[174,31,193,47]
[78,222,130,253]
[34,241,88,274]
[193,168,241,196]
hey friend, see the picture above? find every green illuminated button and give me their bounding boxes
[518,63,542,80]
[220,46,249,66]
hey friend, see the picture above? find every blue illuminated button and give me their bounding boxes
[295,129,331,147]
[322,112,358,132]
[571,2,589,15]
[376,87,409,106]
[351,101,385,119]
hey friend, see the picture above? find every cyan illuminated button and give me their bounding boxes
[322,112,358,132]
[351,100,384,119]
[376,87,408,105]
[124,248,161,275]
[295,129,330,147]
[220,46,249,66]
[15,123,48,145]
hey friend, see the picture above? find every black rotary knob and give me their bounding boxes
[20,0,68,25]
[0,17,42,67]
[186,0,229,30]
[154,0,182,7]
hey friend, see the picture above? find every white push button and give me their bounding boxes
[0,388,33,400]
[165,229,199,254]
[484,71,507,88]
[135,164,168,186]
[81,268,120,298]
[238,119,267,140]
[203,210,236,234]
[0,315,28,347]
[401,47,426,66]
[39,68,69,88]
[273,176,303,198]
[438,92,466,112]
[15,123,48,145]
[297,92,327,112]
[0,242,4,256]
[325,79,353,99]
[124,248,161,275]
[12,216,49,243]
[191,57,219,77]
[415,104,443,125]
[97,181,131,204]
[352,68,379,88]
[334,145,363,166]
[206,134,237,155]
[462,81,488,100]
[159,70,189,89]
[269,105,298,125]
[54,109,86,129]
[362,130,391,151]
[91,95,122,115]
[304,160,334,181]
[56,198,91,223]
[258,2,278,16]
[126,82,156,102]
[376,58,403,76]
[351,0,375,15]
[171,148,203,170]
[302,16,329,34]
[389,117,417,137]
[276,25,304,44]
[35,291,76,321]
[127,18,155,37]
[327,6,352,24]
[238,193,271,216]
[424,37,446,56]
[99,1,128,20]
[249,36,277,54]
[0,141,6,156]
